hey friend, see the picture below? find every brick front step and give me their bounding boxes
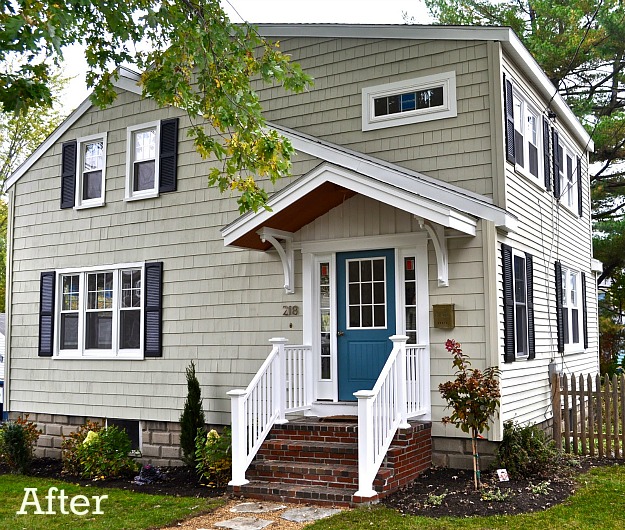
[257,439,359,464]
[230,419,432,506]
[231,480,361,507]
[249,459,393,489]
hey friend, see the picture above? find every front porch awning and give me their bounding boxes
[220,125,517,291]
[222,162,481,251]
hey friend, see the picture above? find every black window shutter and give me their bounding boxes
[555,260,564,354]
[60,140,77,209]
[144,262,163,357]
[39,272,56,357]
[577,157,583,217]
[504,75,516,164]
[582,272,588,349]
[525,252,536,360]
[552,130,560,200]
[502,244,515,362]
[543,118,551,191]
[159,118,178,193]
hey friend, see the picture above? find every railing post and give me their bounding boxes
[354,390,377,499]
[270,337,289,424]
[227,388,249,486]
[391,335,410,429]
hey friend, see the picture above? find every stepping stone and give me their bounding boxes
[281,507,342,523]
[231,502,287,514]
[214,517,273,530]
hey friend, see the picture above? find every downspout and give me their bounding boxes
[4,187,15,418]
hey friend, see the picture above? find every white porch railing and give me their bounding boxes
[228,338,312,486]
[354,336,427,498]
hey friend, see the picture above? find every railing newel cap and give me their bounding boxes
[227,389,247,396]
[389,335,409,342]
[354,390,376,398]
[269,337,289,344]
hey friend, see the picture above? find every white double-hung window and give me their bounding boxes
[512,93,541,181]
[561,266,582,350]
[57,264,143,358]
[75,133,107,208]
[557,141,578,210]
[126,121,160,200]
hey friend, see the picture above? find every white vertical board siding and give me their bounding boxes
[256,37,495,198]
[8,91,303,425]
[498,56,598,426]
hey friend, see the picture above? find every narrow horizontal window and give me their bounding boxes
[362,71,457,131]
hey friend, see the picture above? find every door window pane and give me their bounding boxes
[347,257,386,329]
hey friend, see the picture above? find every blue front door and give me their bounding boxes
[336,249,396,401]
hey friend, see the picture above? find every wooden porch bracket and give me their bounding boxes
[416,217,449,287]
[257,228,295,294]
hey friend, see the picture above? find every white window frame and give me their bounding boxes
[55,262,145,360]
[512,92,542,183]
[558,141,578,211]
[512,250,530,359]
[125,121,160,201]
[561,265,583,352]
[75,132,107,209]
[362,71,457,131]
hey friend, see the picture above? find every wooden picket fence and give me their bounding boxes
[552,372,625,458]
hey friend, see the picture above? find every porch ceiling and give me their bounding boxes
[228,181,357,250]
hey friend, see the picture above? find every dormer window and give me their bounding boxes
[362,71,457,131]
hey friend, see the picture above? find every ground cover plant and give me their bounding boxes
[0,474,222,530]
[310,463,625,529]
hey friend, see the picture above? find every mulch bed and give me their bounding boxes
[2,456,622,517]
[0,458,227,498]
[382,458,623,518]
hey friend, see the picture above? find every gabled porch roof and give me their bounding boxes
[221,124,517,250]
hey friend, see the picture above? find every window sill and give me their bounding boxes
[558,201,580,219]
[564,346,585,355]
[54,354,145,360]
[124,191,158,202]
[74,200,105,210]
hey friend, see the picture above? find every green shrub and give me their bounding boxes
[495,420,559,479]
[180,361,206,467]
[195,427,231,487]
[61,420,102,476]
[74,425,139,479]
[0,415,42,473]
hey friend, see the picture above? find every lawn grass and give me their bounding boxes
[0,474,224,530]
[308,465,625,530]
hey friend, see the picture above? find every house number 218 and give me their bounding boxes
[283,305,299,316]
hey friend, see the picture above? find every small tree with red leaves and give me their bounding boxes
[439,339,500,490]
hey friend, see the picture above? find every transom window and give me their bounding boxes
[76,133,107,208]
[374,86,444,117]
[347,257,386,329]
[126,121,160,200]
[362,71,457,131]
[57,264,144,357]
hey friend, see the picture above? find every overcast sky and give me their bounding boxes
[60,0,431,106]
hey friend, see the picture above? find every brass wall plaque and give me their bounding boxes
[433,304,455,329]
